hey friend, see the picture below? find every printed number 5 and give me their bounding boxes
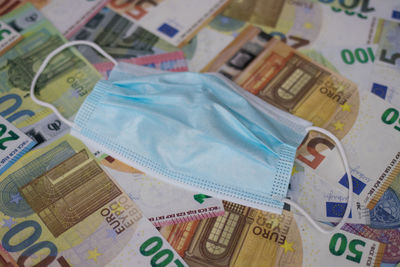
[380,49,400,65]
[0,124,19,150]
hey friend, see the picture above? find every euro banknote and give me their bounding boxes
[93,51,189,79]
[272,43,400,227]
[0,4,101,128]
[300,43,400,107]
[101,158,225,227]
[202,25,400,214]
[0,115,35,175]
[0,133,187,266]
[108,0,231,47]
[68,6,234,72]
[211,1,379,51]
[223,0,400,28]
[0,20,22,55]
[160,201,385,267]
[288,161,400,229]
[0,0,109,37]
[69,7,178,64]
[341,223,400,264]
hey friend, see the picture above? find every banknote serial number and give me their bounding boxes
[367,151,400,197]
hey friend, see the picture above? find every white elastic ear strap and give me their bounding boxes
[30,40,117,128]
[283,126,353,234]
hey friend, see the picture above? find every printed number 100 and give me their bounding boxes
[140,236,185,267]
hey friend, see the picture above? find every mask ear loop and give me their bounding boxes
[282,126,353,234]
[29,40,118,129]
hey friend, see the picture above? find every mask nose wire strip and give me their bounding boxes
[282,126,353,234]
[29,40,118,129]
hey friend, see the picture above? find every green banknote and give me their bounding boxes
[0,3,101,128]
[160,201,385,267]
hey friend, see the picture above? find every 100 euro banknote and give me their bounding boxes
[0,133,187,266]
[0,4,101,129]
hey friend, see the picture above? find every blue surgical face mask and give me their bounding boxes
[30,41,353,234]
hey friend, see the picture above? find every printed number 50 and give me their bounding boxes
[329,233,366,263]
[0,123,19,150]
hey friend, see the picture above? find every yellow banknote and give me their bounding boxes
[0,134,187,266]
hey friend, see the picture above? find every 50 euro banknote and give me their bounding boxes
[160,201,385,267]
[202,25,400,213]
[0,4,101,128]
[0,133,187,266]
[108,0,231,47]
[0,0,109,37]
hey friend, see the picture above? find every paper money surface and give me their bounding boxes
[93,51,189,79]
[311,0,400,22]
[0,115,35,175]
[288,161,400,228]
[0,134,187,266]
[224,0,400,28]
[101,157,225,227]
[0,0,109,37]
[342,224,400,264]
[160,201,385,267]
[202,25,400,213]
[0,20,22,55]
[108,0,231,47]
[0,4,101,128]
[69,7,178,64]
[219,0,379,51]
[374,19,400,70]
[298,43,400,108]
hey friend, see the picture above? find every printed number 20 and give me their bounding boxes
[0,123,19,150]
[329,233,366,263]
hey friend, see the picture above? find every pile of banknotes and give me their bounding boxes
[0,0,399,266]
